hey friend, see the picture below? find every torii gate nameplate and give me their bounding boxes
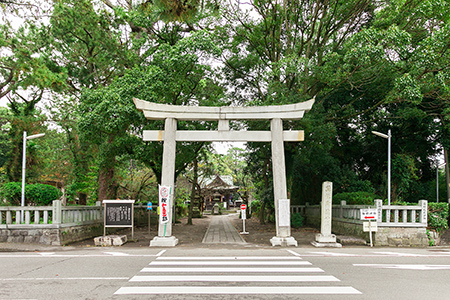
[134,97,315,247]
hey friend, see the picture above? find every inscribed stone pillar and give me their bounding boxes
[150,117,179,247]
[270,118,297,247]
[312,181,341,247]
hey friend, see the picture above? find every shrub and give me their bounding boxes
[26,184,62,206]
[291,213,304,228]
[0,182,61,206]
[250,200,261,215]
[333,191,379,205]
[0,182,21,205]
[428,203,449,233]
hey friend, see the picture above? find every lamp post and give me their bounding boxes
[21,131,45,223]
[437,163,446,203]
[372,129,391,205]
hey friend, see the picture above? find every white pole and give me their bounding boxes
[21,131,45,223]
[437,166,439,203]
[387,129,391,206]
[21,131,27,223]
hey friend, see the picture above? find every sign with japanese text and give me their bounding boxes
[103,200,135,227]
[159,185,171,224]
[363,221,378,232]
[360,208,378,221]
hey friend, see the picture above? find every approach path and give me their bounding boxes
[202,214,247,244]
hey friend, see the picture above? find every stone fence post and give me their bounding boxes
[52,200,62,225]
[340,200,346,218]
[419,200,427,224]
[375,199,383,222]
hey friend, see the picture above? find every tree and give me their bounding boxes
[78,29,224,200]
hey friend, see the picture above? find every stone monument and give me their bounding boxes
[312,181,342,248]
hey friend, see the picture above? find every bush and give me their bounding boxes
[291,213,304,228]
[333,191,379,205]
[250,200,261,215]
[0,182,61,206]
[428,203,449,233]
[0,182,21,205]
[26,183,62,206]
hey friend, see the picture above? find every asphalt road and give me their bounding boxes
[1,246,450,300]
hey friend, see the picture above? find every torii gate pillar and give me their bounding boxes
[134,98,315,247]
[270,118,297,246]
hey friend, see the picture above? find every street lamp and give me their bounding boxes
[21,131,45,223]
[437,163,446,203]
[372,129,391,205]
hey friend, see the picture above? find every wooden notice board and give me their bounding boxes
[103,200,135,238]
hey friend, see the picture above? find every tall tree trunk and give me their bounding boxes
[259,155,270,224]
[445,148,450,203]
[98,164,117,201]
[187,156,198,225]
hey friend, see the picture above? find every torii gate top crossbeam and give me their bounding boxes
[133,98,315,121]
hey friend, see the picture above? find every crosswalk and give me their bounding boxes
[114,255,361,296]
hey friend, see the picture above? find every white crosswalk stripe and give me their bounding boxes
[114,255,362,296]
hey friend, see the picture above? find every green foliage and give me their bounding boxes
[291,213,304,228]
[250,200,261,216]
[26,183,62,206]
[428,203,449,233]
[0,182,61,206]
[0,182,21,205]
[333,192,379,205]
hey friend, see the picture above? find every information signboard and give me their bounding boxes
[360,208,378,220]
[103,200,135,227]
[363,221,378,232]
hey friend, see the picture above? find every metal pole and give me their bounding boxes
[21,131,27,223]
[437,166,439,203]
[387,129,391,206]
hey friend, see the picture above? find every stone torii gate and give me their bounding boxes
[134,97,315,247]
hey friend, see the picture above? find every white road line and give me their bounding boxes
[374,252,427,257]
[0,277,129,281]
[103,252,130,256]
[155,250,166,256]
[140,267,324,273]
[308,252,358,257]
[150,260,311,266]
[354,264,450,270]
[0,254,163,258]
[130,275,340,282]
[286,249,302,257]
[39,252,56,256]
[115,286,361,295]
[156,256,302,260]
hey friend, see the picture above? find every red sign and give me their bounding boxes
[240,204,247,210]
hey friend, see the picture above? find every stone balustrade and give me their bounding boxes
[291,199,429,247]
[0,201,156,245]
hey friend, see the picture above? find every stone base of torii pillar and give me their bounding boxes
[311,181,342,248]
[270,236,298,247]
[150,236,179,247]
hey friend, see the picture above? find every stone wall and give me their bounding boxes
[0,223,104,246]
[0,209,157,246]
[374,227,429,247]
[304,214,428,247]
